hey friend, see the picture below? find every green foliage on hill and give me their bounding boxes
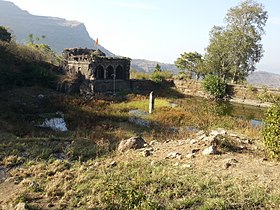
[130,68,173,83]
[0,32,59,89]
[151,70,173,83]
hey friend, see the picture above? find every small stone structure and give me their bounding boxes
[62,48,131,93]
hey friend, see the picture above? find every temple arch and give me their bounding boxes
[116,65,124,79]
[95,65,105,80]
[106,65,114,80]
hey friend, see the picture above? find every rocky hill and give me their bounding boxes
[0,0,113,56]
[247,71,280,88]
[131,59,179,73]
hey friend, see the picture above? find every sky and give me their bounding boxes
[5,0,280,74]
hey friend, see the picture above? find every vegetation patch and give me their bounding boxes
[202,75,228,100]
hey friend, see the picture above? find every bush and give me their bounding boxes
[263,104,280,159]
[130,70,150,80]
[0,26,11,42]
[202,75,227,100]
[151,71,173,83]
[176,71,192,80]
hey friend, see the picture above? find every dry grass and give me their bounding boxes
[5,149,280,209]
[0,86,272,209]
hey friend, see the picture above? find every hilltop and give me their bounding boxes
[0,0,113,56]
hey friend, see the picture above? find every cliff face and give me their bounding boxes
[0,0,113,55]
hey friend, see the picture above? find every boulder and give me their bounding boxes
[118,137,147,153]
[202,145,217,155]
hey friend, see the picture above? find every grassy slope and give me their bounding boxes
[1,86,280,209]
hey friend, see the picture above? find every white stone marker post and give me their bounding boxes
[149,91,155,114]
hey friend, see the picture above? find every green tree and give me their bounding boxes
[175,51,204,80]
[154,63,162,72]
[0,26,12,42]
[205,0,268,83]
[202,75,227,100]
[204,26,233,81]
[28,34,46,46]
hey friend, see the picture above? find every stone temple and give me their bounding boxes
[61,48,131,94]
[63,48,130,81]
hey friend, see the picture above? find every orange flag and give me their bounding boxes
[95,38,99,45]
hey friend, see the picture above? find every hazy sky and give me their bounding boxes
[5,0,280,74]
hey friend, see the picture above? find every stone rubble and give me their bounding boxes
[117,129,254,168]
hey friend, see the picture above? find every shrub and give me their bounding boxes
[151,70,173,83]
[130,70,150,80]
[0,26,11,42]
[263,104,280,159]
[202,75,227,100]
[176,71,192,80]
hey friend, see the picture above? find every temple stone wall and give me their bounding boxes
[63,48,130,83]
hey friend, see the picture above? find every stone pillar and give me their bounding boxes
[149,91,155,114]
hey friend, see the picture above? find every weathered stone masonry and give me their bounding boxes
[62,48,131,93]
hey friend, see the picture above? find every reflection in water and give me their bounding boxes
[128,110,150,127]
[250,119,263,127]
